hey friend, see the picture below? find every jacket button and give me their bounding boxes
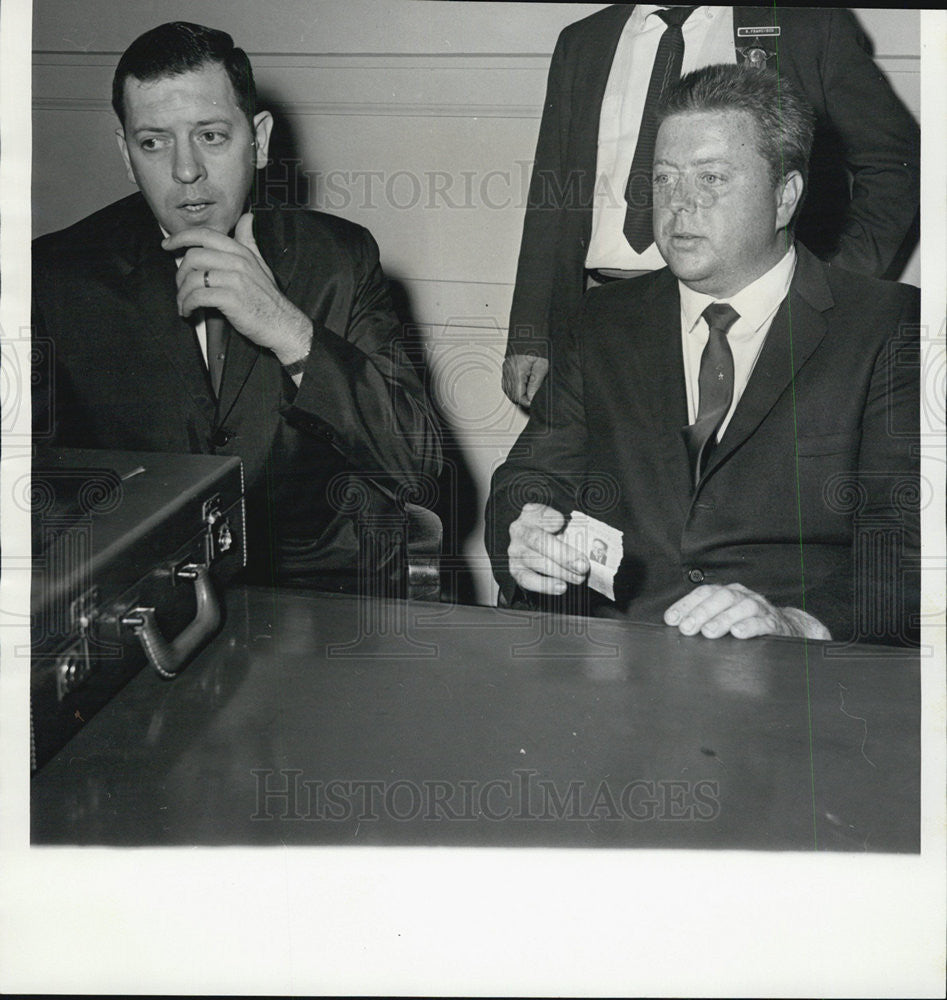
[688,568,705,584]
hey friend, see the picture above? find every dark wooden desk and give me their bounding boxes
[31,587,919,850]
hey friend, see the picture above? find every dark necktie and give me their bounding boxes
[623,6,697,253]
[204,308,229,398]
[682,303,739,488]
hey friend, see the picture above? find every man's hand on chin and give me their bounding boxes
[163,212,312,366]
[663,583,831,641]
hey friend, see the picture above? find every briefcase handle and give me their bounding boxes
[121,564,222,679]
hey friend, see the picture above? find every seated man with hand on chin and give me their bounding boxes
[33,21,441,593]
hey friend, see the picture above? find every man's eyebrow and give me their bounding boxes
[131,117,233,135]
[654,156,735,167]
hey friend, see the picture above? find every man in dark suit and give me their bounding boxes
[487,64,919,646]
[32,21,441,590]
[502,4,921,406]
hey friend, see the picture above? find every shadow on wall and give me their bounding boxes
[386,278,482,606]
[255,90,481,605]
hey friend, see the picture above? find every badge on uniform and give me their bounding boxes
[736,28,780,70]
[742,47,770,68]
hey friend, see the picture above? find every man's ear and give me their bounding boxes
[115,129,137,185]
[775,169,804,231]
[251,111,274,169]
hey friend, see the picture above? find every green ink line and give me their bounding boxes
[772,2,819,851]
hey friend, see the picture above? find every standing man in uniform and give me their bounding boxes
[502,5,920,406]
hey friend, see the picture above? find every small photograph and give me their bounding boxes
[589,537,609,565]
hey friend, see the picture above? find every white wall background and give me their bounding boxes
[32,2,922,605]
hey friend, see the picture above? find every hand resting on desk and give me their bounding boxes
[508,504,831,640]
[664,583,831,641]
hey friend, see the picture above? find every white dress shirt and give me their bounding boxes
[679,246,797,439]
[586,4,735,270]
[192,307,210,366]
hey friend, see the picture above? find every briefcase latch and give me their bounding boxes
[55,589,99,698]
[55,634,92,699]
[201,494,234,564]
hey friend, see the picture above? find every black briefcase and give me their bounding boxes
[30,448,245,770]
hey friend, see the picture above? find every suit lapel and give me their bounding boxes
[256,207,296,294]
[573,5,637,166]
[704,247,834,479]
[119,225,218,427]
[213,207,288,417]
[632,272,694,514]
[216,325,262,419]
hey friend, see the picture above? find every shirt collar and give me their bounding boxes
[634,6,670,30]
[679,244,797,339]
[637,5,711,27]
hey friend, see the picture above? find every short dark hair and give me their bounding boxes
[657,63,815,190]
[112,21,256,127]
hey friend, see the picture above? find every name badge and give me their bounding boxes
[737,26,781,37]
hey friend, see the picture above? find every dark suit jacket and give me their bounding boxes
[488,246,920,646]
[506,4,921,361]
[33,192,442,589]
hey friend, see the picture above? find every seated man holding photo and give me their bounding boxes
[486,64,919,646]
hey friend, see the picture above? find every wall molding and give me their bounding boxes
[33,97,540,119]
[34,99,113,113]
[33,48,918,76]
[34,45,919,120]
[34,51,555,65]
[277,103,537,119]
